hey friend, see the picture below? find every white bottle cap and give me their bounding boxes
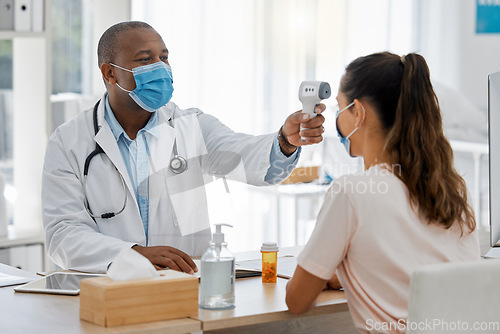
[213,223,233,246]
[261,242,278,252]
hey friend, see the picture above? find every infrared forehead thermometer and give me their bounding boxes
[299,81,331,142]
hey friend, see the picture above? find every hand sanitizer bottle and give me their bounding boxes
[199,223,235,309]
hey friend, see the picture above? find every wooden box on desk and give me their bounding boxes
[80,273,198,327]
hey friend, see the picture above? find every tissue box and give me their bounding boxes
[80,273,198,327]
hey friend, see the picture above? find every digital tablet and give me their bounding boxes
[14,272,105,295]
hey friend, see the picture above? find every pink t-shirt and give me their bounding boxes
[297,164,480,333]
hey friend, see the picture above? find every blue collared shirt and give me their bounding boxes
[105,97,158,241]
[104,97,299,241]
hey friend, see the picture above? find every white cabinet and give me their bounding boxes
[1,244,43,272]
[0,0,51,235]
[0,226,47,272]
[0,1,52,273]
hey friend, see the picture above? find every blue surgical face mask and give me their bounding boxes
[110,62,174,112]
[336,101,365,156]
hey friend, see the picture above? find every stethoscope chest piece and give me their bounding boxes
[168,116,187,174]
[170,155,187,174]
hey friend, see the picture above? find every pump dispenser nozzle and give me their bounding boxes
[213,223,232,246]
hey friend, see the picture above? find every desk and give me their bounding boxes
[0,279,352,334]
[196,247,355,333]
[197,277,354,333]
[0,248,355,333]
[0,283,201,334]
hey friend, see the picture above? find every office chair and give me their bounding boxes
[407,259,500,334]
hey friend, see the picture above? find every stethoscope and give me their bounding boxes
[83,100,187,219]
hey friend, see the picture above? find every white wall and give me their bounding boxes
[416,0,496,229]
[89,0,132,97]
[460,0,500,111]
[417,0,500,111]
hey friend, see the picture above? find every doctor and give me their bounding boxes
[42,21,326,274]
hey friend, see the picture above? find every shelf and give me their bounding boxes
[1,0,52,241]
[0,31,48,39]
[0,226,44,248]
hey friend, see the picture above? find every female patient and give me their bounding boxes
[285,52,480,332]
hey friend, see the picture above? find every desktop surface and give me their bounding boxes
[197,276,348,332]
[0,247,355,333]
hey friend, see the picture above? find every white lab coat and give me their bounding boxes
[42,94,280,273]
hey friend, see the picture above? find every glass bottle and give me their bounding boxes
[199,224,235,309]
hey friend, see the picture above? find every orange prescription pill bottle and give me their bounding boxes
[261,242,279,283]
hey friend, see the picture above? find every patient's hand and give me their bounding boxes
[326,272,342,290]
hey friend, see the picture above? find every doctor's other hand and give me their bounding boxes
[279,104,326,155]
[132,245,198,274]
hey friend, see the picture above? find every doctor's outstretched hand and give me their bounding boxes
[132,245,198,274]
[279,104,326,156]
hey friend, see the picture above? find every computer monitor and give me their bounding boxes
[488,71,500,247]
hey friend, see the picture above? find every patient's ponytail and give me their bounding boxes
[342,52,475,234]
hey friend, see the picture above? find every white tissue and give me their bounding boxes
[107,248,159,281]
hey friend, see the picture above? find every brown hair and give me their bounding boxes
[341,52,475,234]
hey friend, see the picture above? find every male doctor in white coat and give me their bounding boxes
[42,21,326,274]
